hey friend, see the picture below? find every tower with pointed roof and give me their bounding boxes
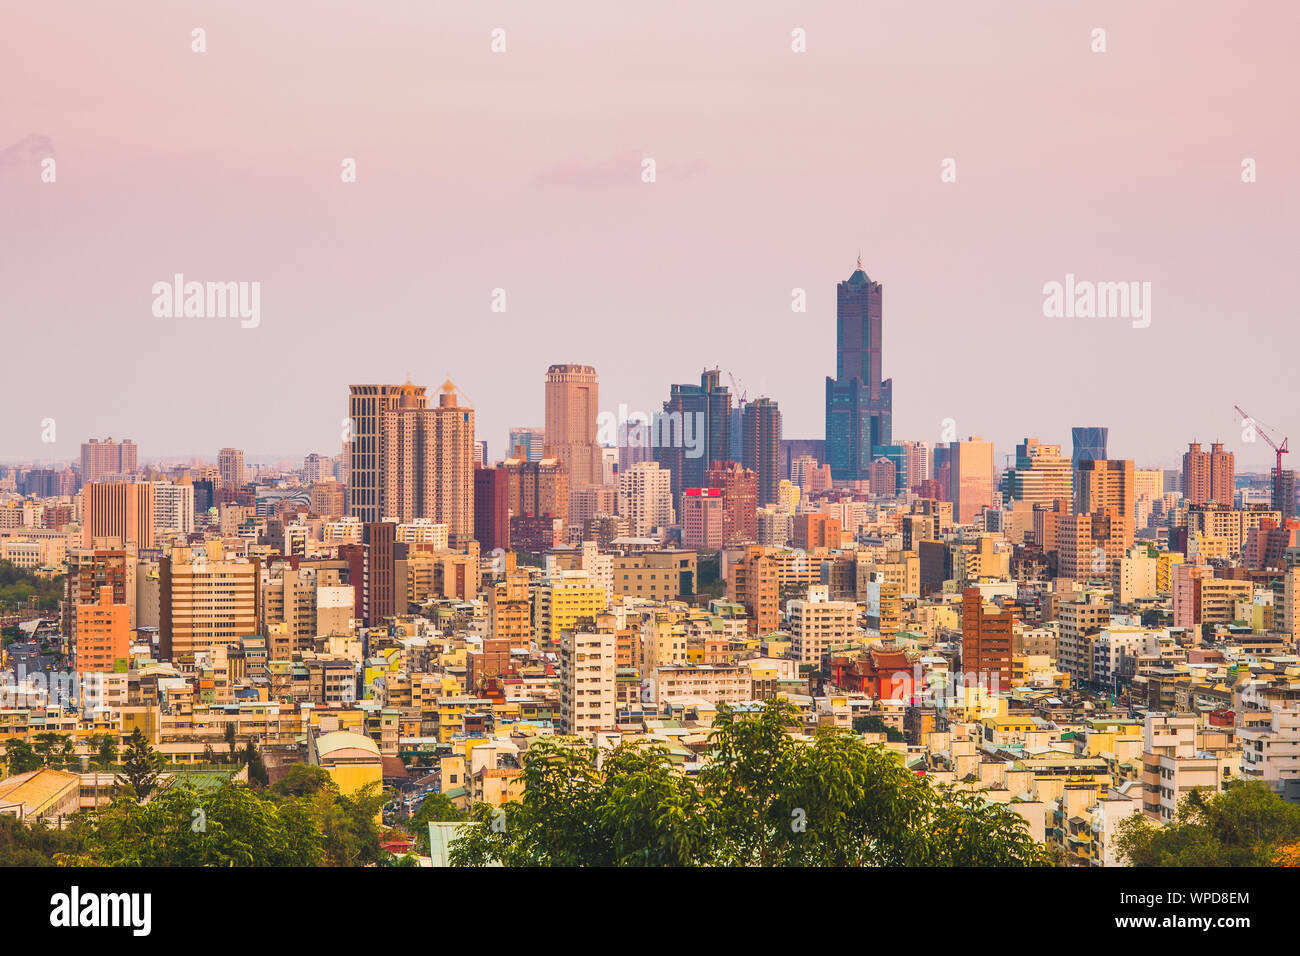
[825,256,892,482]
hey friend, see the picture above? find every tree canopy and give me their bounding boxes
[1118,779,1300,867]
[450,699,1048,867]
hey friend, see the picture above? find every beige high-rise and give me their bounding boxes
[349,383,427,524]
[82,482,155,549]
[218,447,246,490]
[380,380,475,543]
[544,364,603,486]
[951,437,995,525]
[159,551,259,663]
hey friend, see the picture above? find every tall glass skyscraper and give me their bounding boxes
[1071,426,1109,466]
[826,257,892,481]
[655,368,732,497]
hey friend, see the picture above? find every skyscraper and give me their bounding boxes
[743,398,783,507]
[348,383,427,524]
[159,552,259,663]
[474,465,510,552]
[80,438,138,484]
[218,447,246,490]
[1181,441,1234,507]
[706,460,758,545]
[950,437,994,525]
[544,364,603,487]
[507,427,545,462]
[83,481,155,548]
[1071,426,1109,466]
[1004,438,1073,507]
[378,380,475,543]
[654,368,732,497]
[617,461,675,536]
[362,521,396,627]
[431,381,476,544]
[826,257,892,481]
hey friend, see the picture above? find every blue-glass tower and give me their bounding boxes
[826,257,892,481]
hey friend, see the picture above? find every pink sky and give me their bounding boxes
[3,0,1298,471]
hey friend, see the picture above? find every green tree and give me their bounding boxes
[449,700,1047,867]
[272,764,334,798]
[317,781,386,866]
[1117,780,1300,866]
[116,728,164,802]
[408,792,465,854]
[84,783,324,866]
[3,740,43,776]
[87,733,119,771]
[238,740,269,787]
[223,722,237,760]
[0,812,85,866]
[852,713,905,743]
[31,732,77,770]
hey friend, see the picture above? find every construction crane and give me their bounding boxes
[726,372,747,406]
[1233,404,1289,479]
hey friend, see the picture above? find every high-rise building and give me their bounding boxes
[82,482,155,549]
[473,465,510,552]
[430,381,476,546]
[218,447,246,491]
[654,368,731,498]
[380,379,475,541]
[681,487,724,550]
[73,585,130,675]
[742,398,782,507]
[900,440,932,487]
[80,438,138,484]
[789,455,831,495]
[503,450,569,525]
[1276,469,1297,520]
[1076,459,1136,519]
[544,364,603,486]
[150,481,195,536]
[706,461,758,545]
[348,383,428,524]
[64,549,133,640]
[1004,438,1073,507]
[826,257,892,481]
[729,546,779,635]
[788,584,858,668]
[159,552,259,663]
[1071,427,1108,467]
[507,427,545,463]
[304,453,330,483]
[363,521,396,627]
[559,616,617,736]
[870,457,897,497]
[617,419,653,474]
[950,437,994,525]
[617,461,675,536]
[1182,441,1234,507]
[962,587,1013,692]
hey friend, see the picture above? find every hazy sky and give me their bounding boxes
[3,0,1297,472]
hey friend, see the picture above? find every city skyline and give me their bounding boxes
[2,1,1297,469]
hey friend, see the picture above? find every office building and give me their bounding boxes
[544,364,603,486]
[826,257,892,481]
